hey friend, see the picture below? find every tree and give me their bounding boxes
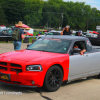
[1,0,26,24]
[24,0,44,26]
[0,6,8,24]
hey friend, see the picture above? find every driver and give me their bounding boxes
[73,42,86,55]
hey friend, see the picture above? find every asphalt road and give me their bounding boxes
[0,43,100,100]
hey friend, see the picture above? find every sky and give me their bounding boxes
[43,0,100,10]
[63,0,100,10]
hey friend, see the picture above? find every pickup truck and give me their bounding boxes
[0,36,100,92]
[87,32,100,45]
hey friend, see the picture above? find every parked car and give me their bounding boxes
[0,25,6,30]
[45,31,61,35]
[87,32,100,45]
[86,33,98,38]
[1,29,13,36]
[0,36,100,91]
[82,32,87,37]
[0,29,13,42]
[36,31,61,40]
[23,28,34,36]
[23,31,33,36]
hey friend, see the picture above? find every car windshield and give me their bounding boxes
[0,30,2,32]
[27,38,71,53]
[48,33,53,35]
[7,30,13,34]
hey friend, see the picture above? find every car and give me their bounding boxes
[87,32,100,45]
[0,25,6,30]
[36,31,61,40]
[0,36,100,92]
[45,31,61,35]
[23,31,33,36]
[0,29,13,42]
[23,28,34,36]
[86,33,98,38]
[0,29,13,36]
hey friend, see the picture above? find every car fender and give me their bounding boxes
[41,54,69,82]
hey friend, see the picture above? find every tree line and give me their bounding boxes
[0,0,100,31]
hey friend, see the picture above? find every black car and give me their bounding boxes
[0,29,13,36]
[0,29,13,42]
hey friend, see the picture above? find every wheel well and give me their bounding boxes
[53,64,63,73]
[54,64,68,82]
[43,64,64,87]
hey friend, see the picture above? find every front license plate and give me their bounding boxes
[0,73,10,81]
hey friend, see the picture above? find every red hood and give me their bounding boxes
[0,50,65,62]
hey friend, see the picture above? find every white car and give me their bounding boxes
[86,33,98,38]
[36,31,62,40]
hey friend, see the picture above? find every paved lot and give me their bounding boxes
[0,43,28,54]
[0,43,100,100]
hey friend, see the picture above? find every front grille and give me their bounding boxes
[11,63,22,67]
[0,66,7,70]
[11,68,22,72]
[10,63,22,72]
[0,62,7,66]
[0,62,22,72]
[0,62,7,70]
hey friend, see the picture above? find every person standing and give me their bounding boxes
[12,21,25,51]
[60,25,72,35]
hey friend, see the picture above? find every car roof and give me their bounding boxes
[41,35,88,41]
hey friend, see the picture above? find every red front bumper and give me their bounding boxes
[0,70,44,87]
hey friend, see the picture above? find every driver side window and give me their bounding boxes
[70,41,86,55]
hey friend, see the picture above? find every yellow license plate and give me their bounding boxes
[0,74,10,81]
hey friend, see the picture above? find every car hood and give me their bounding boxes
[0,49,65,62]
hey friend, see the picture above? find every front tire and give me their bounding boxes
[43,65,63,92]
[97,74,100,78]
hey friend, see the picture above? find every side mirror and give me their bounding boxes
[73,48,81,53]
[27,43,32,48]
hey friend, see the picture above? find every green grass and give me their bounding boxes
[33,31,45,36]
[0,41,13,43]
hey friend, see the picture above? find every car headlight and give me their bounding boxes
[26,65,42,71]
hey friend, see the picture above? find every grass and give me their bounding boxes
[33,31,45,36]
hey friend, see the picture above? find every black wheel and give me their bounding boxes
[43,65,63,92]
[97,74,100,78]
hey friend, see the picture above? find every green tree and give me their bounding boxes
[1,0,25,24]
[24,0,44,26]
[0,6,8,24]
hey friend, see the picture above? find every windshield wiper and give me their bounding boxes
[26,49,51,52]
[36,50,47,52]
[26,48,33,50]
[26,49,46,51]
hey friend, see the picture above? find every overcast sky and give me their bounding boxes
[43,0,100,10]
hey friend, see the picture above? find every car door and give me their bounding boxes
[68,40,90,81]
[87,50,100,76]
